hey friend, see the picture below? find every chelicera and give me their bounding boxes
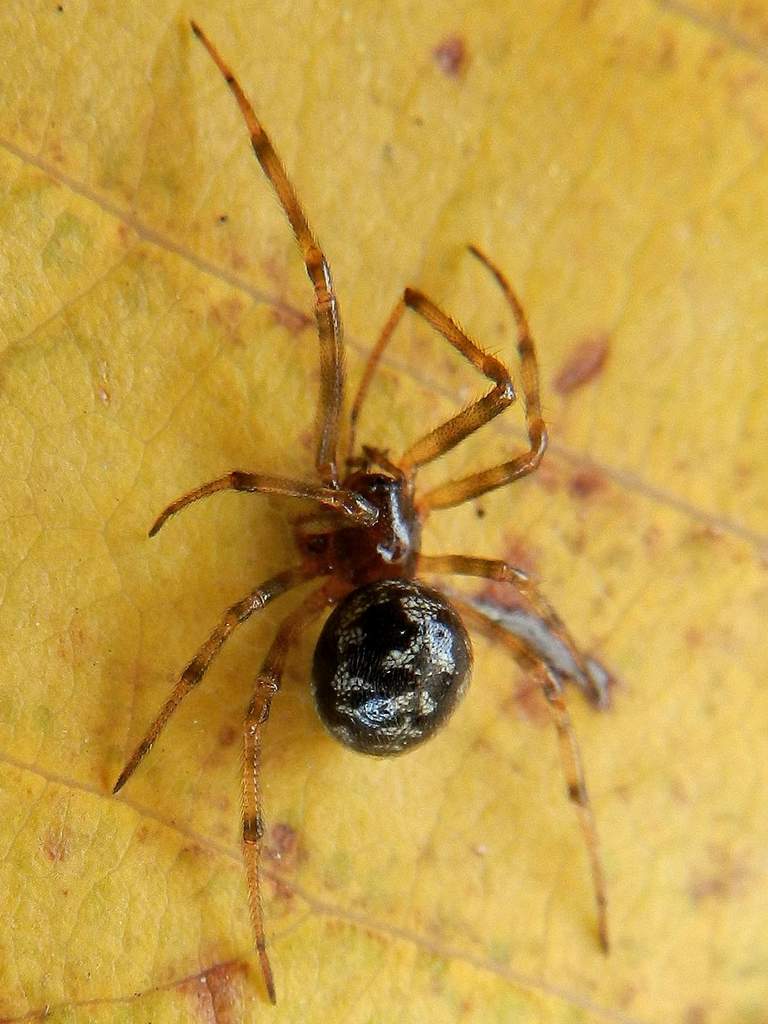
[113,21,609,1004]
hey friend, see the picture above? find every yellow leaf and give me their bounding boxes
[1,2,766,1022]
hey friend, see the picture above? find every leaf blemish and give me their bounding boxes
[42,825,73,863]
[265,822,301,868]
[218,723,237,746]
[209,297,245,346]
[507,675,549,727]
[683,1005,708,1024]
[179,961,247,1024]
[432,35,469,78]
[569,467,606,499]
[271,303,313,335]
[689,845,751,904]
[553,333,610,395]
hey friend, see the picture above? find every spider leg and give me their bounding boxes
[346,248,543,490]
[241,581,342,1004]
[112,565,318,794]
[449,587,612,708]
[416,554,597,695]
[149,471,377,537]
[398,289,515,475]
[348,298,405,459]
[351,283,515,474]
[191,21,344,486]
[448,592,609,952]
[537,669,609,951]
[420,246,547,513]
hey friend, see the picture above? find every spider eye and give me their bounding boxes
[312,578,472,756]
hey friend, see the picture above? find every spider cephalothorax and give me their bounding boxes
[112,20,609,1005]
[295,468,421,584]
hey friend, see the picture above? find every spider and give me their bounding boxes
[113,20,609,1004]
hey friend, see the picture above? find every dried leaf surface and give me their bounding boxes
[1,2,766,1023]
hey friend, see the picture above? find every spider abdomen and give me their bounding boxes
[312,578,472,756]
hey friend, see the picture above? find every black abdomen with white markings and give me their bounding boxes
[312,579,472,756]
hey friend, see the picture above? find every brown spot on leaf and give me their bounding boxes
[57,621,91,668]
[261,255,286,287]
[265,821,301,869]
[698,48,722,87]
[504,536,538,576]
[432,35,468,78]
[580,0,601,18]
[270,876,295,903]
[569,467,606,499]
[683,1005,708,1024]
[263,822,303,913]
[669,777,690,804]
[271,303,312,335]
[656,31,677,72]
[260,256,313,333]
[218,723,237,747]
[553,334,610,395]
[735,3,768,42]
[42,825,73,863]
[684,626,704,649]
[178,961,247,1024]
[48,138,66,165]
[685,523,725,546]
[642,524,663,554]
[566,525,588,555]
[209,297,245,346]
[180,842,206,859]
[203,960,247,1018]
[532,458,561,493]
[611,782,632,802]
[615,983,639,1009]
[504,673,549,727]
[689,845,751,903]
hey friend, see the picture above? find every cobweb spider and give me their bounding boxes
[113,21,609,1004]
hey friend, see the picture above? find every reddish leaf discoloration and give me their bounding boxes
[178,961,247,1024]
[265,821,301,868]
[569,467,607,499]
[218,723,237,747]
[689,845,752,903]
[553,335,610,395]
[683,1005,709,1024]
[270,303,313,335]
[209,296,245,346]
[41,825,73,863]
[504,673,549,727]
[432,35,468,78]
